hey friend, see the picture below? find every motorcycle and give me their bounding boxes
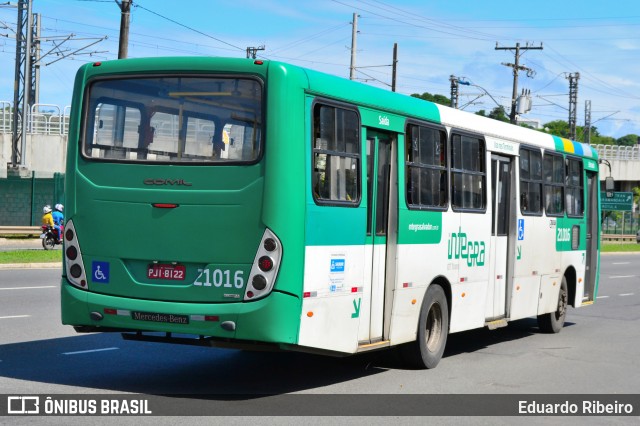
[40,224,63,250]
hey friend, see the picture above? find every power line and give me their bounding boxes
[330,0,496,41]
[543,43,640,100]
[270,23,350,54]
[133,2,245,54]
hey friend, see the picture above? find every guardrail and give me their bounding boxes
[593,144,640,161]
[0,226,42,236]
[601,234,637,242]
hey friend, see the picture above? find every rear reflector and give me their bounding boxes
[152,203,179,209]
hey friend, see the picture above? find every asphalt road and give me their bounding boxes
[0,255,638,422]
[0,237,45,252]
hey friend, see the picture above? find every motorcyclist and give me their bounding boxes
[52,203,64,242]
[41,205,54,231]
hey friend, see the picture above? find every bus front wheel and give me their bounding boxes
[537,276,568,333]
[399,284,449,369]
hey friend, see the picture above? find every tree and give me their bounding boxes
[488,106,509,123]
[541,120,569,138]
[590,134,616,145]
[474,107,509,123]
[616,134,639,146]
[411,92,451,106]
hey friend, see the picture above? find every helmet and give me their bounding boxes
[54,203,64,212]
[43,205,52,214]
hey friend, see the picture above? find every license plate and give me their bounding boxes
[147,264,186,280]
[131,311,189,324]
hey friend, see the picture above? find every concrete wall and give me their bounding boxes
[599,160,640,182]
[1,134,67,178]
[0,134,67,225]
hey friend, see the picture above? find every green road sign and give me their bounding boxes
[601,191,633,211]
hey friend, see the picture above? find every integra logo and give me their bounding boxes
[143,178,192,186]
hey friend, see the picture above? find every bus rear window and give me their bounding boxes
[82,76,262,163]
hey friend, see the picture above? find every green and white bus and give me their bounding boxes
[61,57,601,368]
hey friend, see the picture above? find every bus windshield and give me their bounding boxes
[82,76,263,163]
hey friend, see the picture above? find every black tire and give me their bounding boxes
[537,276,568,333]
[398,284,449,369]
[42,236,55,250]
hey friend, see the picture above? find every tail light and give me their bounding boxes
[63,220,88,289]
[244,228,282,301]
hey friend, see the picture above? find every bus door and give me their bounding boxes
[584,171,598,302]
[361,129,398,344]
[487,154,513,319]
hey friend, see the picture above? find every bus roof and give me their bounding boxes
[78,56,597,159]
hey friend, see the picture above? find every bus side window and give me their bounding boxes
[519,147,543,215]
[451,133,486,212]
[543,151,565,216]
[566,156,583,217]
[311,103,360,205]
[405,123,447,210]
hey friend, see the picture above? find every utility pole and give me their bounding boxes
[449,75,459,109]
[391,43,397,92]
[11,0,32,168]
[116,0,131,59]
[567,72,580,141]
[30,12,40,104]
[246,45,265,59]
[349,13,358,80]
[584,100,591,144]
[495,42,543,124]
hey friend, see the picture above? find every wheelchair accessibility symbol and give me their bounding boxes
[517,219,525,241]
[92,261,110,283]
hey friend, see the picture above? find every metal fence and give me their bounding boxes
[0,101,71,135]
[0,172,65,226]
[593,144,640,161]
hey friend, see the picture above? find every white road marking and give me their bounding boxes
[62,347,120,356]
[0,286,56,290]
[597,296,609,299]
[610,276,635,279]
[612,262,630,265]
[0,315,31,319]
[619,293,635,297]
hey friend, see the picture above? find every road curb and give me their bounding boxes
[0,262,62,270]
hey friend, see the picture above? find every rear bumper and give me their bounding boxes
[61,279,301,344]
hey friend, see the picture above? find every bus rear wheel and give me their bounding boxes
[399,284,449,369]
[537,276,568,333]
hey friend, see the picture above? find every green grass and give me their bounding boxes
[0,250,62,264]
[601,242,640,253]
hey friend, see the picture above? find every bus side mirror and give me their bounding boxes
[605,176,614,191]
[605,176,615,198]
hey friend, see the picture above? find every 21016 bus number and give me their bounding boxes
[193,268,244,288]
[557,228,571,242]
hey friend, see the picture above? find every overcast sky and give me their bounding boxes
[1,0,638,140]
